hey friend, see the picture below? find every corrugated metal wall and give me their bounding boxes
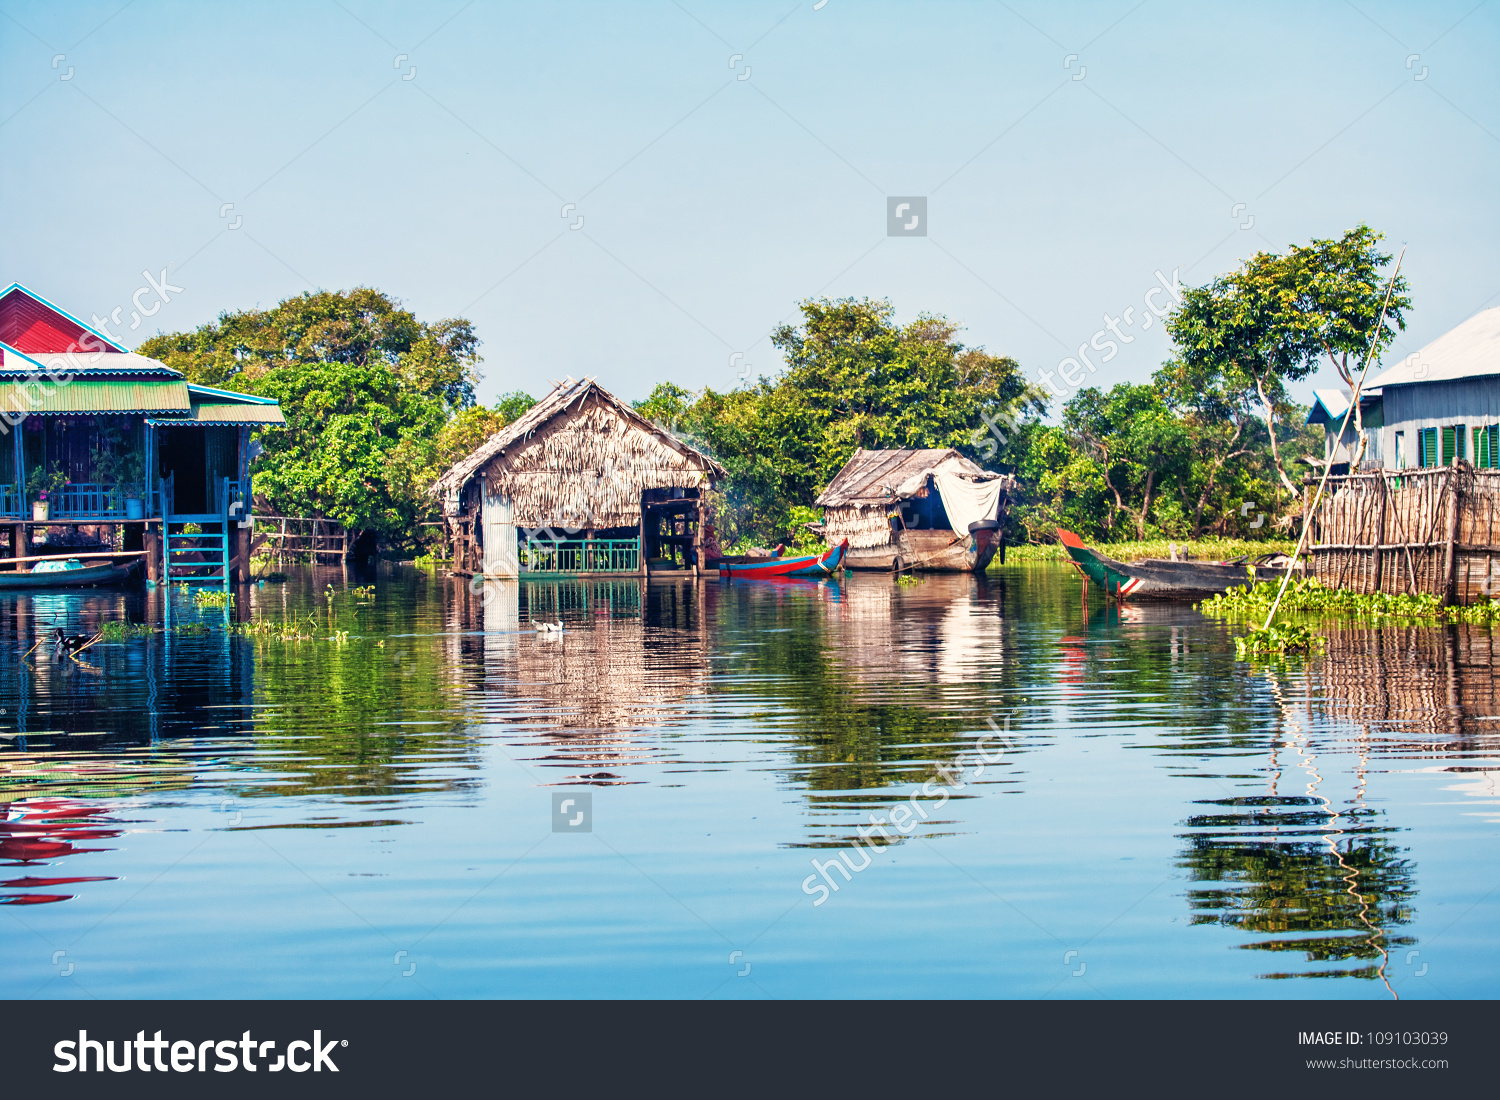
[1380,378,1500,467]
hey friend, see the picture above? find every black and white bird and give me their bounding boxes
[23,626,102,663]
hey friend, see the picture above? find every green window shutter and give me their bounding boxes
[1490,425,1500,469]
[1455,425,1467,461]
[1442,426,1456,465]
[1476,427,1486,468]
[1419,427,1436,467]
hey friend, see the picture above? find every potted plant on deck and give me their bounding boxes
[92,440,147,518]
[26,464,69,521]
[117,451,146,519]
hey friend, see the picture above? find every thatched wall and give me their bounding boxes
[823,504,895,549]
[1307,466,1500,603]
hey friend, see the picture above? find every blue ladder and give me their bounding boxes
[164,521,230,588]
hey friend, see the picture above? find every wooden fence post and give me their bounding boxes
[1443,468,1460,605]
[1372,475,1387,594]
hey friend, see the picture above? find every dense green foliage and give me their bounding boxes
[139,290,532,550]
[1167,225,1409,497]
[633,225,1403,548]
[637,298,1041,547]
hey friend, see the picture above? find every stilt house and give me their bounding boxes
[0,283,284,582]
[430,376,726,578]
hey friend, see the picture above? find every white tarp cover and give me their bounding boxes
[933,471,1003,534]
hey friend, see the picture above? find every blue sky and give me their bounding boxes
[2,0,1496,409]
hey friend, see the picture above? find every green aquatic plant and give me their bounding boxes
[1203,578,1500,624]
[231,611,320,642]
[1200,579,1445,620]
[98,621,153,641]
[193,589,232,609]
[1234,623,1325,657]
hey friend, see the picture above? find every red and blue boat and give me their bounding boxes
[716,539,848,580]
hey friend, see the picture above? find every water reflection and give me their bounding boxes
[1,798,122,904]
[1177,624,1500,990]
[0,564,1493,994]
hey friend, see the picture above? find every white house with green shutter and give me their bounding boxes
[1355,306,1500,471]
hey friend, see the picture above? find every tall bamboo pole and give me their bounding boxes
[1263,247,1406,631]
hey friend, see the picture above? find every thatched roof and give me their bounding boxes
[430,376,726,522]
[814,448,1012,508]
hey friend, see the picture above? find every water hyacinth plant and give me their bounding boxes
[1233,623,1325,657]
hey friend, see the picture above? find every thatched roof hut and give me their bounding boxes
[431,376,725,578]
[814,448,1017,572]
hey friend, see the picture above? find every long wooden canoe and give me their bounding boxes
[718,539,847,579]
[1056,528,1287,599]
[0,560,139,590]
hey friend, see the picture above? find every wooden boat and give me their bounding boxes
[718,539,848,579]
[1056,528,1288,600]
[845,525,1001,573]
[0,559,139,590]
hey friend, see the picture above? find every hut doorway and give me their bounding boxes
[157,428,207,515]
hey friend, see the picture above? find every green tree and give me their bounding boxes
[1063,384,1194,539]
[1165,225,1409,497]
[138,288,484,550]
[676,298,1037,544]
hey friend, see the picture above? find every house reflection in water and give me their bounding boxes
[1180,624,1500,992]
[821,573,1007,688]
[0,588,254,748]
[444,575,710,783]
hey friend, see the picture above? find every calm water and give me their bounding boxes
[1,564,1495,999]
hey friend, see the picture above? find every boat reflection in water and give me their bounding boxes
[0,797,123,905]
[1179,623,1500,992]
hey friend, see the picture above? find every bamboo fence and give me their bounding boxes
[1306,466,1500,604]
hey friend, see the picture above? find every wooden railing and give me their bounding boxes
[253,515,348,562]
[523,537,640,573]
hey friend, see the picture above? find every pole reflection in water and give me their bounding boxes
[1177,622,1500,992]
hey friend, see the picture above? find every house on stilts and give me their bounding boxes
[0,283,284,584]
[430,376,726,579]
